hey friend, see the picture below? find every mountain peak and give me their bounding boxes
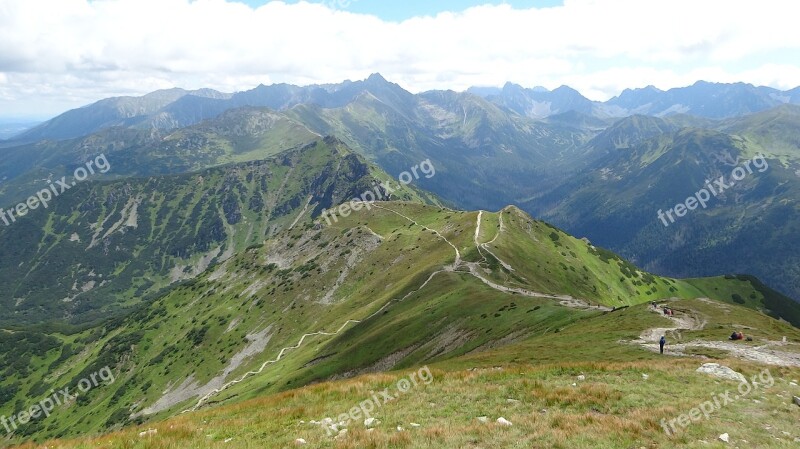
[366,72,388,83]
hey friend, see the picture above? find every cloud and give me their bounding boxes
[1,0,799,118]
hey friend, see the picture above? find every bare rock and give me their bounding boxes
[496,417,513,426]
[696,363,746,383]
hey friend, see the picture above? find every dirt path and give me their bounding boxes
[475,210,517,274]
[632,307,800,367]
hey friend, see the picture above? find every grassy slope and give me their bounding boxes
[0,137,436,327]
[3,203,796,447]
[15,301,800,449]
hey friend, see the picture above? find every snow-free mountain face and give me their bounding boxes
[602,81,799,118]
[4,76,800,303]
[13,76,800,146]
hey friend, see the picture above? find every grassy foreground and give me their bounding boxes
[16,359,799,449]
[13,299,800,448]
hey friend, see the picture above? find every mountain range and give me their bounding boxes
[2,74,800,448]
[4,75,798,302]
[8,76,800,145]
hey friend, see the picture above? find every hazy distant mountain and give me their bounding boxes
[11,74,411,143]
[469,82,598,119]
[603,81,800,118]
[17,76,800,144]
[15,88,231,141]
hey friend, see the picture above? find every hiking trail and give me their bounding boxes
[632,305,800,367]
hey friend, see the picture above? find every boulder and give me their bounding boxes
[696,363,746,383]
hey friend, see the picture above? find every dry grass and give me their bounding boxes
[17,358,800,449]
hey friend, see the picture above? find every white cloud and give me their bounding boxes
[1,0,799,118]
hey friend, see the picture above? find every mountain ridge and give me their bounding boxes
[12,76,800,144]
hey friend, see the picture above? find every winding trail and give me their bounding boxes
[631,306,800,367]
[475,210,517,273]
[179,204,609,413]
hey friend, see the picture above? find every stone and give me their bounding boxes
[364,417,380,428]
[496,417,513,426]
[696,363,747,383]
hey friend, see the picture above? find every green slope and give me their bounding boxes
[533,111,800,302]
[2,202,795,446]
[0,137,435,326]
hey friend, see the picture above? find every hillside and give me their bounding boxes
[1,202,796,446]
[0,108,320,206]
[533,113,800,302]
[14,297,800,448]
[0,137,436,327]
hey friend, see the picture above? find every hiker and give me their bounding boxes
[729,331,744,341]
[659,335,666,354]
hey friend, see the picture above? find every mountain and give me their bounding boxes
[0,137,437,327]
[9,74,411,144]
[1,201,796,445]
[0,107,321,206]
[470,82,598,119]
[7,81,800,303]
[603,81,800,119]
[14,89,231,141]
[18,77,800,147]
[285,87,596,211]
[531,109,800,300]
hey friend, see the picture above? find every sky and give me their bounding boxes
[1,0,800,120]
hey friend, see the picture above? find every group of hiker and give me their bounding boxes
[729,331,751,341]
[649,302,748,354]
[651,301,674,316]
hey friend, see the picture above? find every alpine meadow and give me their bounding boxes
[1,1,800,448]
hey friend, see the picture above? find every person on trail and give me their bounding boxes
[659,335,666,354]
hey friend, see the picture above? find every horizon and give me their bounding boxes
[3,0,800,119]
[4,76,800,123]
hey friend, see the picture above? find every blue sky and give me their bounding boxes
[2,0,800,119]
[239,1,564,21]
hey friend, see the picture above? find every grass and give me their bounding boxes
[17,358,800,449]
[3,202,798,447]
